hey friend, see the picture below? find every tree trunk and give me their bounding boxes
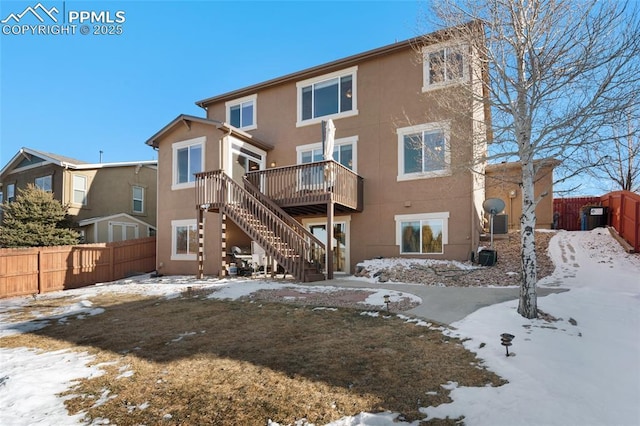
[518,161,538,318]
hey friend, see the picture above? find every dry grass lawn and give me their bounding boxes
[0,291,505,425]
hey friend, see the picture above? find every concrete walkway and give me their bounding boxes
[307,278,567,325]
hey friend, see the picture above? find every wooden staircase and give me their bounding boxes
[196,170,326,282]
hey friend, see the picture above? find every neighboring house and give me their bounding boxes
[0,147,157,243]
[485,159,559,230]
[146,23,490,280]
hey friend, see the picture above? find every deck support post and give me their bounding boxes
[219,213,227,278]
[197,207,205,279]
[326,200,334,280]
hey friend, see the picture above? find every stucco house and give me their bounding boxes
[485,159,559,231]
[146,24,491,281]
[0,148,157,243]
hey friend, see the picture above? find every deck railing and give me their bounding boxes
[245,160,363,211]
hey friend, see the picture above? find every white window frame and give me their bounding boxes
[34,175,52,192]
[225,137,267,178]
[132,185,144,214]
[72,175,87,205]
[171,219,198,261]
[395,212,449,255]
[302,215,351,275]
[296,135,358,172]
[6,184,15,202]
[422,43,469,92]
[397,122,451,181]
[225,94,257,131]
[296,66,358,127]
[172,137,205,190]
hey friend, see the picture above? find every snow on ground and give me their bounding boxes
[352,256,480,275]
[0,348,104,425]
[0,229,639,425]
[421,229,640,426]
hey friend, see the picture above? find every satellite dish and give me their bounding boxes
[482,198,506,252]
[483,198,506,215]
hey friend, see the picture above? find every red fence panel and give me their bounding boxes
[553,197,601,231]
[554,192,639,252]
[601,191,640,252]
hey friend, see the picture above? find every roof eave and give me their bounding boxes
[1,147,69,177]
[144,114,273,151]
[73,160,158,170]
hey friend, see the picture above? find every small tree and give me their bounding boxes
[0,184,79,247]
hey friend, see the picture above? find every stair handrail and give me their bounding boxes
[242,176,326,250]
[197,170,325,280]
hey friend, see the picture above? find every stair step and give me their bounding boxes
[220,177,326,283]
[304,273,326,282]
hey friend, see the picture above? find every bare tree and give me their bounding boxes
[422,0,640,318]
[582,113,640,193]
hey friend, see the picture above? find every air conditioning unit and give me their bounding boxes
[493,214,508,234]
[478,249,497,266]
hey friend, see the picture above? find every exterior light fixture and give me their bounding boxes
[500,333,515,357]
[270,161,276,168]
[383,294,391,311]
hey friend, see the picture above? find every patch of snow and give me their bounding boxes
[0,348,103,425]
[92,388,118,408]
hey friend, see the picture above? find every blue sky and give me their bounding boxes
[0,0,426,165]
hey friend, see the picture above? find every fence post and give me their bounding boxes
[37,249,43,295]
[109,246,115,282]
[619,193,625,235]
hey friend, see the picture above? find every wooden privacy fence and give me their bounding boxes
[601,191,640,253]
[0,237,156,299]
[553,196,601,231]
[554,191,639,252]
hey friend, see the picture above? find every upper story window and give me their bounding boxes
[172,137,204,190]
[226,95,257,130]
[73,175,87,205]
[132,185,144,214]
[35,175,52,192]
[422,44,468,91]
[6,184,15,202]
[297,136,357,171]
[297,67,358,126]
[397,122,451,181]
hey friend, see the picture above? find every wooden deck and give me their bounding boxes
[195,162,363,280]
[244,160,363,215]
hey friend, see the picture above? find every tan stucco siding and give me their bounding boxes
[64,165,156,227]
[156,41,486,274]
[485,163,556,229]
[1,163,64,202]
[153,122,225,276]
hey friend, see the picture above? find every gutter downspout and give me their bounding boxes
[221,127,232,174]
[217,127,233,278]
